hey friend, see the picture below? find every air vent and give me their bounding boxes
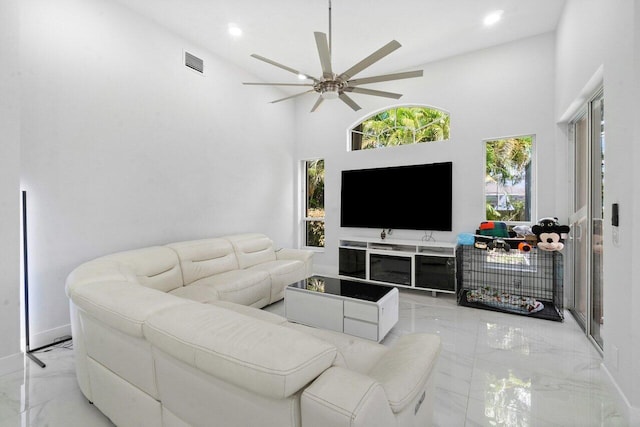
[185,51,204,74]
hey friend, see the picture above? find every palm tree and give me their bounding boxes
[486,137,532,184]
[358,107,450,149]
[485,137,532,221]
[306,159,324,214]
[306,159,325,247]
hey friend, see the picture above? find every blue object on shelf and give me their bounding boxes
[457,233,475,245]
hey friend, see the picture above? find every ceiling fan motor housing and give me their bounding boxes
[316,80,345,99]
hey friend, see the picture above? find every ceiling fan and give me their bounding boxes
[242,0,423,112]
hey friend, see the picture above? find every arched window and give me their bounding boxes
[349,105,450,151]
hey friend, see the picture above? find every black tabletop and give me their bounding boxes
[288,275,395,302]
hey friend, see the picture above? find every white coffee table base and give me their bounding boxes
[285,278,399,342]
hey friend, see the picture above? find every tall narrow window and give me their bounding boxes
[304,159,324,248]
[485,135,534,222]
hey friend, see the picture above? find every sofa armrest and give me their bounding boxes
[301,367,395,427]
[276,248,314,277]
[275,247,313,263]
[367,333,441,414]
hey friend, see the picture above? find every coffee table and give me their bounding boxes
[284,275,399,342]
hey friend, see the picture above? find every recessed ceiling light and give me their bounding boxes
[298,74,308,80]
[484,10,504,26]
[228,23,242,37]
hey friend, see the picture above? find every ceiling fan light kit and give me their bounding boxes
[319,81,342,99]
[243,0,423,112]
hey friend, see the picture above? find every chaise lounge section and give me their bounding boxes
[65,232,442,427]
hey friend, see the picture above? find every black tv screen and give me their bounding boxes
[340,162,452,231]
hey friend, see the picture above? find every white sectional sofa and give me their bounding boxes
[65,232,442,427]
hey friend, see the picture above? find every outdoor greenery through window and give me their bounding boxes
[350,106,450,151]
[485,135,533,222]
[304,159,324,248]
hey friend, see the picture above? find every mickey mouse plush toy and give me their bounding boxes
[532,217,570,251]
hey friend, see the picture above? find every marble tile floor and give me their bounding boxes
[0,289,628,427]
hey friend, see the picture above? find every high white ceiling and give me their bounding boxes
[115,0,566,93]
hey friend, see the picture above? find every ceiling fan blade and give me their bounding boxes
[343,87,403,99]
[270,90,315,104]
[250,54,319,82]
[338,40,401,81]
[314,32,333,79]
[348,70,423,86]
[338,92,361,111]
[243,82,314,87]
[310,96,324,112]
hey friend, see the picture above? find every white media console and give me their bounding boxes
[338,236,457,294]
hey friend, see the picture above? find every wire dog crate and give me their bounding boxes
[457,245,564,321]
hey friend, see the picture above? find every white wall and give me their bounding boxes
[0,0,23,375]
[294,33,558,275]
[556,0,639,421]
[19,0,297,348]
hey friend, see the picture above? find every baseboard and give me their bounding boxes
[0,351,24,376]
[23,323,72,351]
[602,362,640,425]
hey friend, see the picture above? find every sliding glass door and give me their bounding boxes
[567,89,604,351]
[569,112,589,329]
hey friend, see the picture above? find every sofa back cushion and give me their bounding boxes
[166,238,239,286]
[226,233,277,269]
[102,246,183,293]
[65,259,134,297]
[70,281,189,338]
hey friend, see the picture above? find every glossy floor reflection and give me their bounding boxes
[0,289,627,426]
[397,291,627,426]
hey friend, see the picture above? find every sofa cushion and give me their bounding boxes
[226,233,277,269]
[208,300,288,325]
[285,323,388,374]
[143,303,337,399]
[152,348,303,427]
[69,280,189,337]
[248,259,306,303]
[190,269,271,307]
[169,284,219,303]
[102,246,183,293]
[166,238,239,285]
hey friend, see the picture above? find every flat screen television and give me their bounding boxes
[340,162,452,231]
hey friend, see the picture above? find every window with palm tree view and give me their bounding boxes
[304,159,324,248]
[485,135,534,222]
[350,106,450,150]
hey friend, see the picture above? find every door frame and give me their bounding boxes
[567,87,604,354]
